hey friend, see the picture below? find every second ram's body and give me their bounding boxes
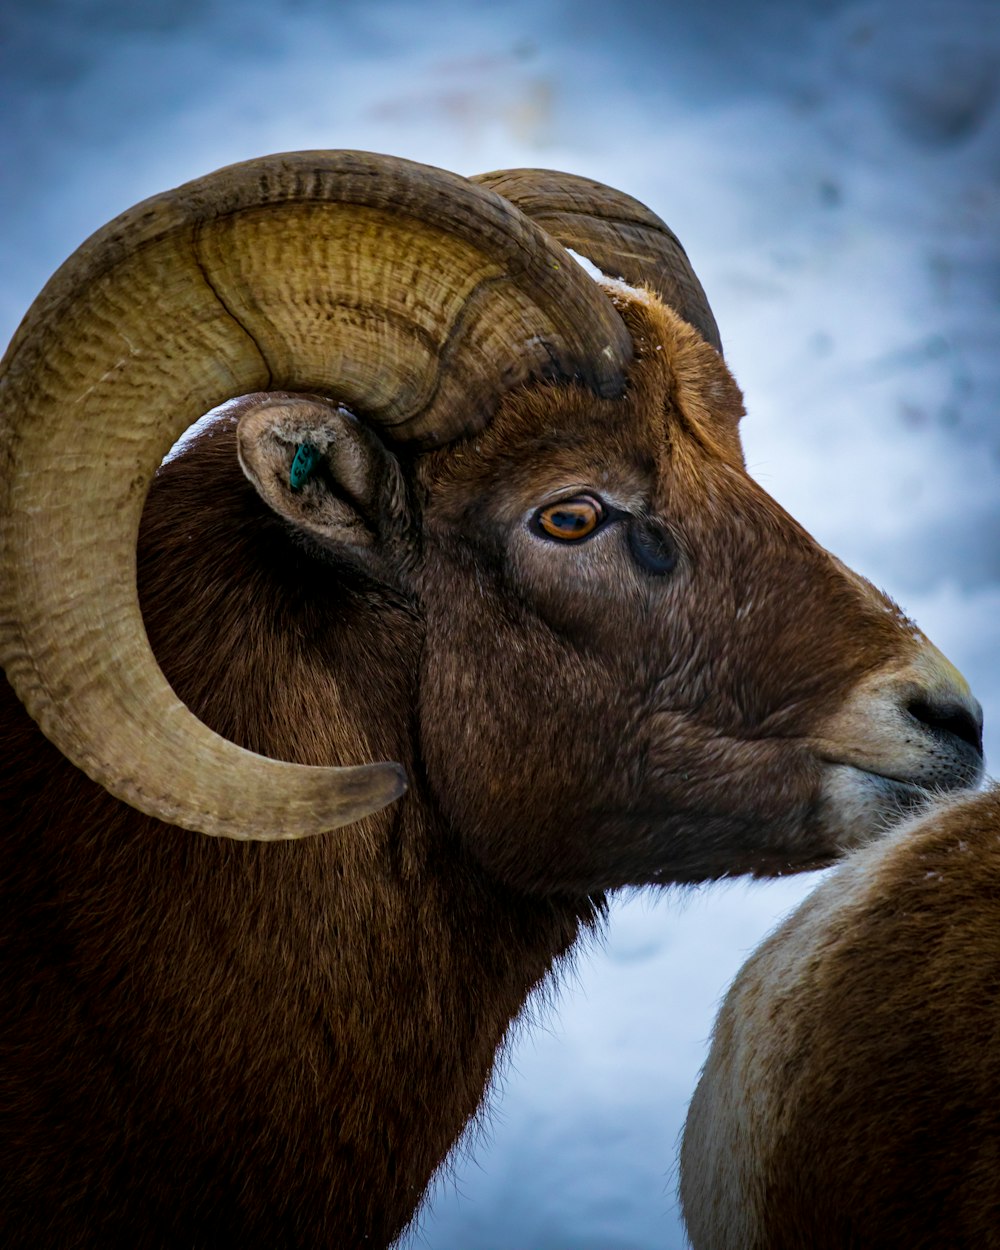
[681,785,998,1250]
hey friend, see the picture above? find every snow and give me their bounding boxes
[3,2,997,1247]
[566,247,612,285]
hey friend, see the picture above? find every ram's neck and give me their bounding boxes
[3,423,593,1246]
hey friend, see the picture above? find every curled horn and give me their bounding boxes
[0,150,631,841]
[472,168,722,354]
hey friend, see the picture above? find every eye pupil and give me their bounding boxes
[537,499,601,541]
[551,508,589,533]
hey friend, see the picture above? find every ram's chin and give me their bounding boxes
[817,762,939,854]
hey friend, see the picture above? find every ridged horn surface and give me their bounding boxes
[0,150,631,840]
[473,168,722,353]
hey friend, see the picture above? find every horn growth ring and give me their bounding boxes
[473,167,722,354]
[0,151,631,840]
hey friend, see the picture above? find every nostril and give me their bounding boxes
[907,696,984,758]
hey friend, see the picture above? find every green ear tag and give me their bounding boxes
[289,443,321,491]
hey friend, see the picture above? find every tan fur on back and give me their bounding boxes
[683,787,1000,1250]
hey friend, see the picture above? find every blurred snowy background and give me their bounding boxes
[3,1,997,1246]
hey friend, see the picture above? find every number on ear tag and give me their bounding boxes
[289,443,321,491]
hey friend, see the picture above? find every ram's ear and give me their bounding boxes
[236,395,411,571]
[643,299,746,466]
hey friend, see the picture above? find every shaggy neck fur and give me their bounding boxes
[0,427,595,1249]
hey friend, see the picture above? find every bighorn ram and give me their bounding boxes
[0,151,984,1247]
[681,785,996,1250]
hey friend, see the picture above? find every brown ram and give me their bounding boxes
[681,785,997,1250]
[0,150,984,1248]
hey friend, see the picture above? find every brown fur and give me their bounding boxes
[1,296,933,1247]
[681,786,1000,1250]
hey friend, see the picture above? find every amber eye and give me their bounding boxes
[534,496,604,541]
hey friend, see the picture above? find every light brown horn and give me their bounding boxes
[0,150,631,841]
[472,168,722,353]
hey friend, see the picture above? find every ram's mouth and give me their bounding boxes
[812,760,956,857]
[854,766,938,813]
[820,749,984,798]
[825,760,932,796]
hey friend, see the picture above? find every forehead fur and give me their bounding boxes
[417,290,746,512]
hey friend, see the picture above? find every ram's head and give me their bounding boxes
[0,152,982,894]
